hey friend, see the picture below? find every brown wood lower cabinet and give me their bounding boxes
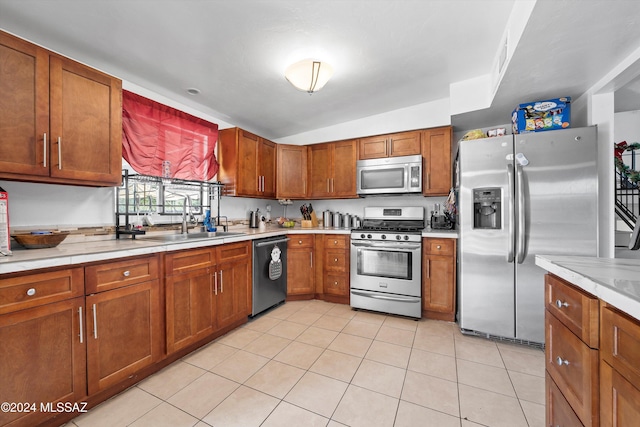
[86,280,162,394]
[165,267,215,354]
[422,238,456,321]
[287,235,315,298]
[0,297,86,427]
[216,257,250,329]
[322,235,350,303]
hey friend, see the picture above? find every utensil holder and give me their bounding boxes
[301,220,313,228]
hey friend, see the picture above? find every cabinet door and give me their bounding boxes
[166,268,215,354]
[49,55,122,186]
[422,254,456,319]
[0,297,86,427]
[358,135,388,160]
[309,143,332,198]
[389,131,421,157]
[0,31,49,178]
[259,138,276,198]
[277,144,308,199]
[601,360,640,427]
[422,127,452,196]
[332,139,357,197]
[86,280,161,395]
[216,259,250,330]
[287,249,314,295]
[237,129,259,196]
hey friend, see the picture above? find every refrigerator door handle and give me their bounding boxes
[507,163,515,263]
[516,162,526,264]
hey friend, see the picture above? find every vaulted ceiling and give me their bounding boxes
[1,0,640,140]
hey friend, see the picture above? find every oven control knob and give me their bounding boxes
[381,235,386,239]
[404,235,409,241]
[367,234,372,239]
[360,234,365,239]
[396,235,401,240]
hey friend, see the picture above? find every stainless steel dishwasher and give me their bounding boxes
[252,236,289,316]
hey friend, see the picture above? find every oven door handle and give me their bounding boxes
[254,238,290,248]
[351,241,421,250]
[351,289,421,303]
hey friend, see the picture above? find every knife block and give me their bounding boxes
[310,211,319,227]
[301,220,313,228]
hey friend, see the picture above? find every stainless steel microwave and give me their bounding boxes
[356,154,423,195]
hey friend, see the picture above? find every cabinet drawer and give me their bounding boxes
[165,247,216,274]
[325,273,349,296]
[0,268,84,315]
[85,255,159,294]
[424,238,455,256]
[288,234,314,248]
[547,372,584,427]
[546,310,599,427]
[217,241,250,263]
[324,249,348,272]
[324,235,348,249]
[601,305,640,386]
[545,274,599,348]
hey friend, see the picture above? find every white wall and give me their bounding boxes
[275,98,451,145]
[615,110,640,146]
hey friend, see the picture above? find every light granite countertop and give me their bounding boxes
[1,225,457,275]
[535,255,640,322]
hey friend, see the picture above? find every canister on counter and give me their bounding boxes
[323,210,333,228]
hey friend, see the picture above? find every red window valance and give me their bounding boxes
[122,90,219,181]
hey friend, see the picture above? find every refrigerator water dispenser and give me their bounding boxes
[473,188,501,229]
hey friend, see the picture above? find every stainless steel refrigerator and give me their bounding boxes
[458,126,598,344]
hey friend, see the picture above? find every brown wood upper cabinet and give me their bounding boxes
[422,126,452,196]
[309,139,358,199]
[0,30,122,186]
[358,131,421,160]
[277,144,308,199]
[218,127,276,198]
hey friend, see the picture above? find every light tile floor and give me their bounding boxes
[69,300,545,427]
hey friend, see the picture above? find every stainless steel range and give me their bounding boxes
[350,206,424,318]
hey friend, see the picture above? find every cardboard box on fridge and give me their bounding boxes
[0,187,9,253]
[512,97,571,134]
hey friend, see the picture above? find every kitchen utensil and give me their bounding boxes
[333,212,343,228]
[343,213,351,229]
[249,209,260,228]
[323,210,333,228]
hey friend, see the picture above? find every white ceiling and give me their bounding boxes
[1,0,640,140]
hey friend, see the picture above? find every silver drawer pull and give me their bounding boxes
[26,288,36,296]
[556,356,569,366]
[123,270,131,277]
[334,240,338,245]
[436,245,441,249]
[334,258,338,262]
[555,299,569,308]
[298,240,303,244]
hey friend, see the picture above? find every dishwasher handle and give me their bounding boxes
[254,237,290,248]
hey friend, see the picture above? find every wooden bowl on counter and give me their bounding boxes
[12,231,69,249]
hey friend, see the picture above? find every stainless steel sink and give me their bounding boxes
[144,231,246,242]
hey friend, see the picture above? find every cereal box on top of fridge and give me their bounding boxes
[512,97,571,134]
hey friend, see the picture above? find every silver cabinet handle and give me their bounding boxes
[26,288,36,296]
[516,163,526,264]
[436,245,441,249]
[123,270,131,277]
[556,356,569,366]
[92,303,98,339]
[506,163,515,263]
[220,270,223,293]
[78,306,84,344]
[57,136,62,170]
[310,252,313,269]
[334,258,338,262]
[299,240,303,244]
[332,178,334,193]
[214,271,218,295]
[327,178,330,192]
[426,259,430,278]
[43,133,47,168]
[555,299,569,308]
[262,176,265,192]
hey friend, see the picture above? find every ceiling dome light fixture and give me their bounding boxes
[285,59,334,94]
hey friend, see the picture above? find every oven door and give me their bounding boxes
[350,240,421,297]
